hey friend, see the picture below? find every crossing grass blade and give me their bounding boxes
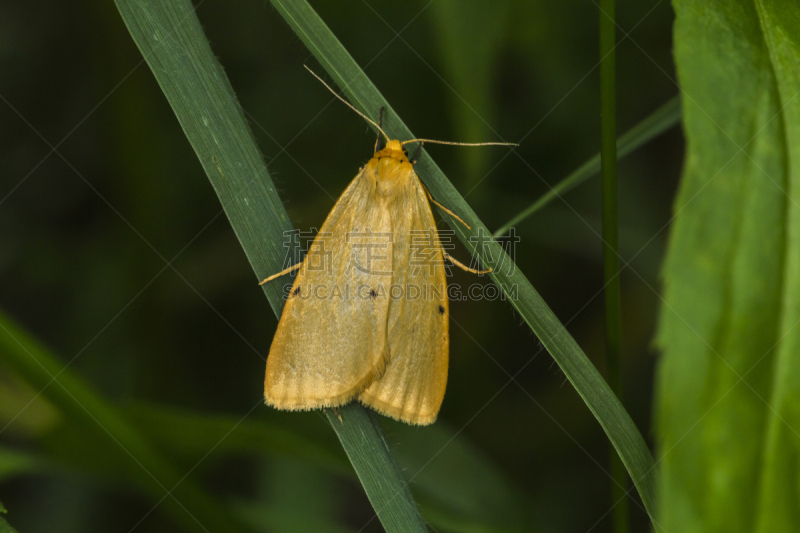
[494,95,681,237]
[269,0,658,521]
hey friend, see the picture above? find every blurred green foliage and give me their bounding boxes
[0,0,683,532]
[0,499,19,533]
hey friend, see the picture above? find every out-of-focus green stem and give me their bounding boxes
[599,2,629,533]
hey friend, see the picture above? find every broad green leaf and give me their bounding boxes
[113,1,429,531]
[752,1,800,531]
[270,0,657,521]
[656,0,800,531]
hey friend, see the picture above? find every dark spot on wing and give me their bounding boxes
[293,286,301,296]
[438,305,445,315]
[370,289,377,299]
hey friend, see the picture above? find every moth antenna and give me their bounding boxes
[304,65,390,143]
[401,139,517,147]
[375,107,386,152]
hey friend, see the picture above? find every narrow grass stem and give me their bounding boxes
[600,2,630,533]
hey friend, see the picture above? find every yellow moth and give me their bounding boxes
[260,68,514,425]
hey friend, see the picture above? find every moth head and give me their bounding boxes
[374,139,410,164]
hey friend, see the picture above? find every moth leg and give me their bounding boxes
[445,253,492,275]
[259,263,302,285]
[424,188,471,230]
[329,407,344,423]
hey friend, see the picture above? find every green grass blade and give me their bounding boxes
[325,406,427,531]
[113,0,291,313]
[494,95,680,237]
[270,0,657,521]
[113,1,429,531]
[0,311,245,532]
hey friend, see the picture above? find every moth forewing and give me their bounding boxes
[264,164,393,410]
[358,166,449,426]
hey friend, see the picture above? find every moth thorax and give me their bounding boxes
[373,156,413,197]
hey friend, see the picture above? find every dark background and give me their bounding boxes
[0,1,681,531]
